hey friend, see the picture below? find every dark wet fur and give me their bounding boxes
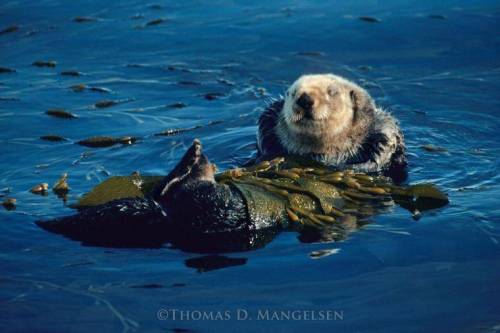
[36,197,168,248]
[257,100,286,158]
[156,176,255,252]
[37,141,273,252]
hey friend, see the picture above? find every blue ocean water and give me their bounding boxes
[0,0,499,332]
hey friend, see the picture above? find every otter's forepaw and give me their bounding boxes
[183,138,203,168]
[168,139,203,176]
[157,139,216,197]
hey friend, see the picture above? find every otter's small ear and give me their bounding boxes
[349,89,374,122]
[349,90,361,112]
[349,90,375,111]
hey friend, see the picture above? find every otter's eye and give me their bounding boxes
[327,86,338,97]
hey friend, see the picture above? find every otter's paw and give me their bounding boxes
[155,139,217,197]
[173,138,203,176]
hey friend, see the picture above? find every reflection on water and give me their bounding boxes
[0,0,499,332]
[185,255,248,273]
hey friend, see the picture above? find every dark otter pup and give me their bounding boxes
[37,140,278,252]
[257,74,407,175]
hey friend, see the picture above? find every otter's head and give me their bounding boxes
[282,74,375,139]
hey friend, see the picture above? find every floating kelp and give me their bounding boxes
[53,173,70,196]
[94,99,129,108]
[70,84,111,93]
[0,67,16,73]
[166,102,187,109]
[61,70,83,76]
[94,100,118,108]
[46,109,77,119]
[70,84,87,92]
[421,144,447,153]
[203,92,225,100]
[40,135,67,142]
[90,87,111,93]
[130,283,163,289]
[295,51,324,57]
[32,60,57,68]
[145,18,168,26]
[0,25,19,35]
[77,136,137,148]
[75,156,449,234]
[30,183,49,195]
[2,198,16,211]
[428,14,446,20]
[73,16,97,23]
[390,183,449,217]
[359,16,381,23]
[77,175,162,207]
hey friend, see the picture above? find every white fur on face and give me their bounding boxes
[282,74,356,136]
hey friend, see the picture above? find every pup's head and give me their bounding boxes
[282,74,375,137]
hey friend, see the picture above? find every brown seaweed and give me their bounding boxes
[421,144,447,153]
[203,92,225,100]
[0,25,20,35]
[94,99,128,108]
[53,173,70,195]
[2,198,16,211]
[95,100,118,108]
[145,18,168,26]
[46,109,78,119]
[73,16,97,23]
[359,16,381,23]
[77,136,137,148]
[61,70,83,76]
[70,84,87,92]
[32,60,57,68]
[0,67,16,73]
[90,87,112,93]
[30,183,49,195]
[428,14,447,20]
[40,135,67,142]
[166,102,187,109]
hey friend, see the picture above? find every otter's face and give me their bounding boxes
[283,74,361,136]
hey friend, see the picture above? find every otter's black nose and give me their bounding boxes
[296,93,314,112]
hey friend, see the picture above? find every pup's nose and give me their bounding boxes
[296,93,314,111]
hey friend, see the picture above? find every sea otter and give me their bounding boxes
[257,74,406,175]
[36,75,417,251]
[37,139,448,251]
